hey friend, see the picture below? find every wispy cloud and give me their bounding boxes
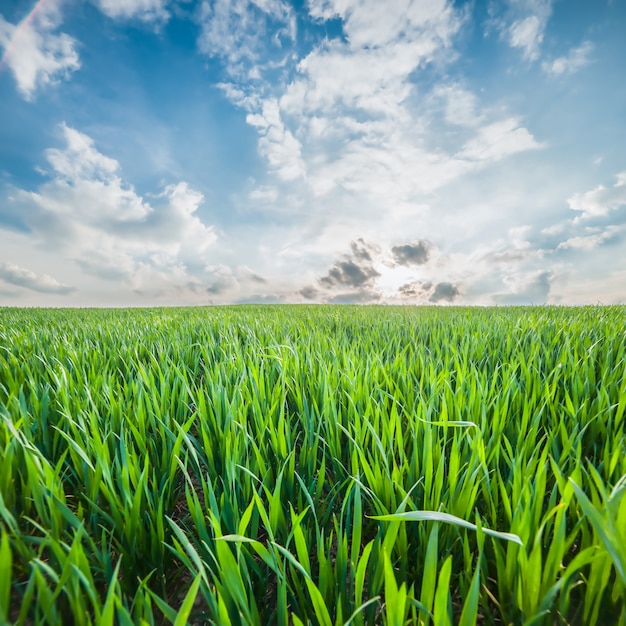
[488,0,553,62]
[557,226,623,251]
[197,0,295,76]
[542,41,593,75]
[94,0,171,22]
[508,14,545,60]
[457,118,544,161]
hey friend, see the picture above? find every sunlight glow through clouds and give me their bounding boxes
[0,0,625,304]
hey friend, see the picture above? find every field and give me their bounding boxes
[0,305,625,625]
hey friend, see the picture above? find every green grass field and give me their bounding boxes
[0,305,625,625]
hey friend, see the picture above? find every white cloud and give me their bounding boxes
[204,263,240,296]
[209,0,545,285]
[308,0,458,49]
[497,269,553,303]
[557,225,622,251]
[492,0,553,61]
[249,185,279,203]
[457,118,543,161]
[542,41,593,75]
[284,7,538,202]
[197,0,296,75]
[0,1,79,100]
[0,261,74,294]
[9,124,217,291]
[187,0,565,307]
[280,38,437,117]
[432,83,484,127]
[247,99,305,180]
[94,0,170,22]
[508,15,544,60]
[568,171,626,218]
[541,222,566,236]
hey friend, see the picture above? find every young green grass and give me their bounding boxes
[0,305,625,625]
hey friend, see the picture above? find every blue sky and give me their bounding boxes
[1,0,625,306]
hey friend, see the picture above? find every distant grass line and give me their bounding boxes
[0,305,624,625]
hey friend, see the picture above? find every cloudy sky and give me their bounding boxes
[1,0,625,306]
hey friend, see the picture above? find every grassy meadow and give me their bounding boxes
[0,305,625,625]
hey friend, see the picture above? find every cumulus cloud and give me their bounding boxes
[568,171,626,219]
[0,261,74,294]
[7,124,217,292]
[0,0,80,100]
[542,41,593,76]
[211,0,542,226]
[391,241,430,266]
[94,0,170,22]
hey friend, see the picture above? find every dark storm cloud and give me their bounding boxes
[429,282,460,303]
[320,260,380,288]
[398,280,431,298]
[350,238,378,262]
[319,239,381,289]
[391,240,430,266]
